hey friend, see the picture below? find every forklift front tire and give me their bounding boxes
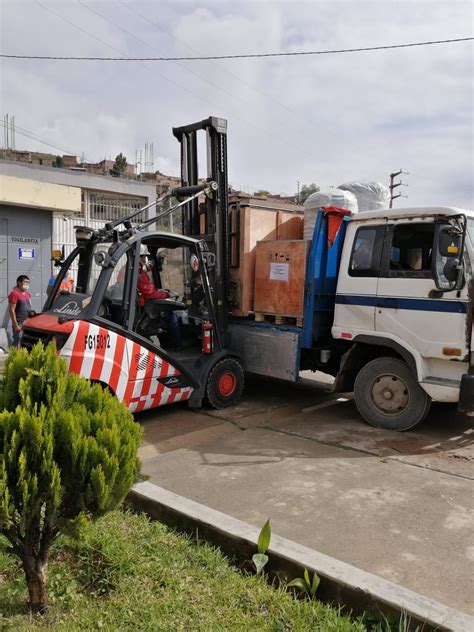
[205,358,245,409]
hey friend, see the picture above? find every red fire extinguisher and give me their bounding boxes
[202,321,214,354]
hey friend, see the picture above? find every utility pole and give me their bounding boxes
[296,180,300,204]
[389,169,409,208]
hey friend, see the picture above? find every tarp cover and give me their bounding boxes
[303,189,358,240]
[338,181,390,213]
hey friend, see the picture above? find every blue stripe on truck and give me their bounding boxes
[335,294,468,314]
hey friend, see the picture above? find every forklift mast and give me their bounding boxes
[172,116,229,343]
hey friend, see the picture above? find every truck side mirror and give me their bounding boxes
[443,258,461,283]
[438,226,462,258]
[433,222,465,291]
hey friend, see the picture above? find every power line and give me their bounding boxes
[1,37,472,61]
[118,0,303,118]
[27,0,323,164]
[0,120,96,163]
[76,0,319,160]
[27,0,243,118]
[118,0,322,133]
[78,0,258,112]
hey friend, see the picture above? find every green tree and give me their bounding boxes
[0,343,142,613]
[111,152,128,177]
[298,183,320,204]
[254,190,271,197]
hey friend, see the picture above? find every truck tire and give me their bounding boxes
[205,358,245,409]
[353,357,431,431]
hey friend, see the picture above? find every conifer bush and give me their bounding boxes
[0,342,142,613]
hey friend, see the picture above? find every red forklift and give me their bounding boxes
[21,117,245,412]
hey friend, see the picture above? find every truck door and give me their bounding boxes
[334,220,386,334]
[375,218,469,363]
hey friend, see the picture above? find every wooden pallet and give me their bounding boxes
[254,312,303,328]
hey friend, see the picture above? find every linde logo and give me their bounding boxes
[54,301,82,316]
[164,377,179,386]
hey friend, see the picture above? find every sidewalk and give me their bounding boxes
[128,481,474,632]
[137,374,474,616]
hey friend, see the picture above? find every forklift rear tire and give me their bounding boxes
[205,358,245,409]
[353,357,431,431]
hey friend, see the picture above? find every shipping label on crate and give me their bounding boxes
[269,262,289,281]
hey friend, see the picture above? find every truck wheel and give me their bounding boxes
[205,358,245,409]
[353,357,431,431]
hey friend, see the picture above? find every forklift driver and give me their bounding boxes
[137,245,180,349]
[138,245,170,303]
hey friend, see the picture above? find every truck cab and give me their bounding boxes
[332,207,473,429]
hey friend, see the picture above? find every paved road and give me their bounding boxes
[136,372,474,616]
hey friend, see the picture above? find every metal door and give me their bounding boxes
[8,235,43,313]
[0,206,52,328]
[0,218,8,328]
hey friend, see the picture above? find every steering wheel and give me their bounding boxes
[149,298,186,311]
[164,289,179,300]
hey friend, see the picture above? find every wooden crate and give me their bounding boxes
[229,196,303,316]
[254,240,308,320]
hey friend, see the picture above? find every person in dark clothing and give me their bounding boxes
[8,275,32,347]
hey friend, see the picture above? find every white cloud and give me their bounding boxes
[0,0,472,206]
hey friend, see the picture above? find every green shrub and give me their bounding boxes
[0,342,142,613]
[287,567,320,599]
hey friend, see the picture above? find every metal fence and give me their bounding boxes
[89,192,147,223]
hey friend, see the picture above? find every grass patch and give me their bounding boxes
[0,510,397,631]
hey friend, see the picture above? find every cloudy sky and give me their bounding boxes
[1,0,473,207]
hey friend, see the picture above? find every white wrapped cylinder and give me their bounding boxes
[303,188,358,240]
[338,181,390,213]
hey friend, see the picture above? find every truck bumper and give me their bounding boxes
[458,373,474,416]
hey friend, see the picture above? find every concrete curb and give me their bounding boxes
[126,481,473,632]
